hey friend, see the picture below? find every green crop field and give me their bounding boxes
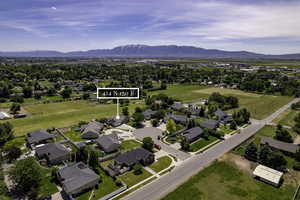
[162,161,296,200]
[8,101,141,136]
[150,85,294,120]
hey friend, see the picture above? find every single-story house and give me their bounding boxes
[214,109,233,124]
[26,130,54,146]
[108,116,128,127]
[108,147,154,176]
[260,136,298,154]
[164,114,188,125]
[80,121,104,139]
[200,119,219,130]
[57,162,100,197]
[253,164,283,186]
[186,106,201,116]
[142,109,157,120]
[115,124,135,132]
[0,112,11,120]
[95,133,120,153]
[182,127,204,143]
[35,143,71,165]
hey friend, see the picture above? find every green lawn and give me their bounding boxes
[149,156,172,173]
[162,161,296,200]
[273,109,299,127]
[121,140,142,152]
[76,168,121,200]
[150,85,294,120]
[190,136,219,152]
[118,168,152,187]
[7,101,140,136]
[63,129,85,142]
[218,124,234,136]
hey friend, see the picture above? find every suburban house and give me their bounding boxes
[107,147,154,176]
[260,136,298,155]
[171,102,186,111]
[115,124,135,132]
[35,143,71,165]
[108,116,128,127]
[142,109,157,120]
[214,109,233,124]
[182,127,204,143]
[165,114,189,125]
[95,133,120,153]
[253,164,283,186]
[0,112,11,120]
[57,162,100,197]
[80,121,104,139]
[26,130,54,147]
[200,119,219,130]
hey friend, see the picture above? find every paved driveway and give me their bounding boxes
[133,127,191,161]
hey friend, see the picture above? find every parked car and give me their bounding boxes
[154,144,161,150]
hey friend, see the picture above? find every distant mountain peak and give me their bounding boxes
[0,44,300,59]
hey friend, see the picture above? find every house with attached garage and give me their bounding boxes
[171,102,186,111]
[182,127,204,143]
[108,116,128,127]
[200,119,219,130]
[164,114,189,125]
[80,121,104,139]
[57,162,100,197]
[214,109,233,124]
[106,147,154,176]
[35,142,71,165]
[26,130,54,147]
[95,133,120,153]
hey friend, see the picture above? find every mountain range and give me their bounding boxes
[1,44,300,59]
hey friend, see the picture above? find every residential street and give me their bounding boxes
[121,98,300,200]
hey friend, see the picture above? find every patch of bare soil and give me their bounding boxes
[293,136,300,145]
[220,153,256,174]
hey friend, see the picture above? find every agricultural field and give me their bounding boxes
[273,109,299,127]
[161,160,297,200]
[7,101,141,136]
[150,85,294,120]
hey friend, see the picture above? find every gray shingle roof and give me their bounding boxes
[200,119,219,130]
[35,142,70,162]
[58,162,100,195]
[81,121,103,139]
[115,147,153,166]
[143,109,156,120]
[260,136,298,153]
[183,127,203,142]
[165,114,188,124]
[27,130,54,144]
[95,133,120,153]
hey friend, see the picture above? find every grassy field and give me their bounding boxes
[162,161,296,200]
[118,168,152,187]
[190,136,219,152]
[150,85,294,120]
[273,109,299,127]
[7,101,140,136]
[149,156,172,173]
[120,140,142,152]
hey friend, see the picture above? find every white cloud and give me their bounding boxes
[51,6,57,10]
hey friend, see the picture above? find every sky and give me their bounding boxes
[1,0,300,54]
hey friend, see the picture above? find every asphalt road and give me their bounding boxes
[121,98,300,200]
